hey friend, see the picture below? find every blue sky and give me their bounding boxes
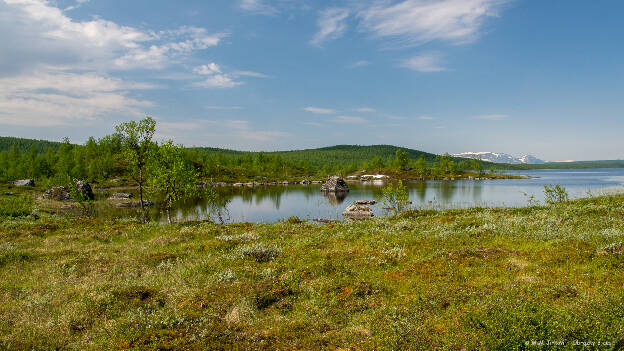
[1,0,623,161]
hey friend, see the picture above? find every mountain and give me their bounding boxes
[452,152,545,164]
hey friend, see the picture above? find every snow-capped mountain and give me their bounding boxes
[452,152,545,164]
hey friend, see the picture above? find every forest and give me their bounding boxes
[0,124,493,186]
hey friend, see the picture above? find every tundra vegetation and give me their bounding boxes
[1,183,624,349]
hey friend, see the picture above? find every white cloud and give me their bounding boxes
[233,70,270,78]
[192,63,243,88]
[474,114,508,120]
[304,106,336,114]
[194,63,223,75]
[332,115,367,124]
[356,107,376,113]
[239,0,278,15]
[349,60,372,68]
[401,52,447,72]
[357,0,508,46]
[0,72,153,126]
[418,115,434,120]
[1,0,224,72]
[311,7,350,46]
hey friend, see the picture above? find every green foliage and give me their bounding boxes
[147,140,199,224]
[0,195,34,217]
[115,116,156,223]
[395,149,409,170]
[380,180,410,215]
[544,184,569,204]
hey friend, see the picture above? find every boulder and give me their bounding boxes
[342,204,374,220]
[115,201,154,208]
[75,181,94,200]
[10,179,35,187]
[355,200,376,205]
[41,186,72,201]
[108,193,132,200]
[320,176,349,193]
[300,179,311,185]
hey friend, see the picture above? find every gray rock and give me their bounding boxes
[75,181,94,200]
[10,179,35,187]
[300,179,311,185]
[108,193,132,200]
[355,200,376,205]
[41,186,72,201]
[115,201,154,208]
[343,204,374,220]
[320,176,349,193]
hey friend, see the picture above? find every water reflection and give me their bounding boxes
[94,168,624,223]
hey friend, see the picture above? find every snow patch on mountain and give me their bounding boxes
[452,152,545,164]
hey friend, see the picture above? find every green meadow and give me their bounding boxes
[1,189,623,350]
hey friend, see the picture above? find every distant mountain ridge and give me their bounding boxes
[453,152,546,164]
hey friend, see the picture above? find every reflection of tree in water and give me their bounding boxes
[410,181,427,201]
[171,193,232,224]
[322,191,348,205]
[437,181,457,202]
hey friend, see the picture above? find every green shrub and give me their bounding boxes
[544,184,569,204]
[0,195,34,217]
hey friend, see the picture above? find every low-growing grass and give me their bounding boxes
[1,193,624,349]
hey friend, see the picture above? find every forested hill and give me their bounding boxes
[0,136,63,153]
[192,144,441,167]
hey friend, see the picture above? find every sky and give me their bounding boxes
[1,0,623,161]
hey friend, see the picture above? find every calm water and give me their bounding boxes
[95,169,624,222]
[101,168,624,223]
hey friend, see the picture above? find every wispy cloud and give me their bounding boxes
[233,70,270,78]
[0,72,153,126]
[474,114,508,120]
[418,116,435,120]
[356,107,376,113]
[332,115,367,124]
[311,7,350,46]
[357,0,509,47]
[192,63,243,88]
[349,60,372,68]
[401,52,447,72]
[304,106,336,114]
[238,0,278,15]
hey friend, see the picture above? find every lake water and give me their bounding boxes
[149,168,624,223]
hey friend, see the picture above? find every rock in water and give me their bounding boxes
[75,181,94,200]
[41,186,72,201]
[116,201,154,208]
[10,179,35,187]
[343,204,374,220]
[320,176,349,192]
[355,200,376,205]
[108,193,132,200]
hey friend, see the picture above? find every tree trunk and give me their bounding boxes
[139,168,145,223]
[167,196,173,225]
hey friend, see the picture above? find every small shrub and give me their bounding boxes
[285,216,303,224]
[216,268,236,282]
[380,180,410,215]
[240,243,281,263]
[544,184,569,204]
[598,242,624,257]
[216,232,258,243]
[0,195,34,217]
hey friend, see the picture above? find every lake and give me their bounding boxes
[100,168,624,223]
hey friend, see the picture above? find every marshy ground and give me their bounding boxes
[1,191,624,349]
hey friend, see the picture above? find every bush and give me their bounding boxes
[380,180,410,215]
[544,184,569,204]
[0,195,34,217]
[239,243,281,263]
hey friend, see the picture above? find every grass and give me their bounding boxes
[1,192,624,349]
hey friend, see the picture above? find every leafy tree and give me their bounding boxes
[115,116,156,223]
[471,157,484,176]
[379,180,410,215]
[415,155,427,177]
[148,140,199,224]
[395,149,409,170]
[544,184,569,204]
[369,156,386,170]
